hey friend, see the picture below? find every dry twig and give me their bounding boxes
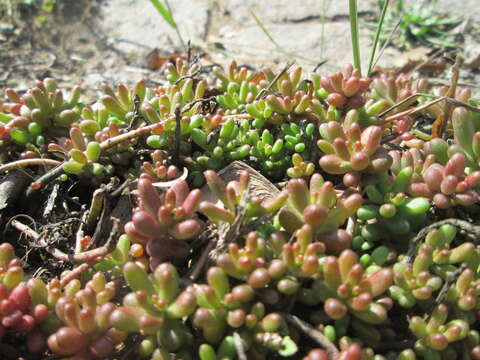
[255,61,295,101]
[284,314,339,359]
[0,158,61,174]
[233,332,247,360]
[439,55,461,139]
[406,218,480,262]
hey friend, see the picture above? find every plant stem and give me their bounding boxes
[99,123,164,151]
[367,0,389,76]
[319,0,330,61]
[250,10,317,64]
[439,55,461,139]
[87,188,106,228]
[348,0,362,76]
[255,61,295,101]
[164,0,186,52]
[0,158,61,173]
[10,219,40,241]
[60,263,92,288]
[173,105,181,164]
[284,314,339,359]
[406,218,480,262]
[233,332,247,360]
[25,165,64,197]
[250,9,293,60]
[384,96,446,122]
[149,0,186,51]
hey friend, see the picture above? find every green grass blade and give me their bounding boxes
[249,9,318,64]
[149,0,186,51]
[149,0,177,28]
[250,9,292,58]
[371,18,401,71]
[367,0,389,76]
[348,0,362,76]
[319,0,331,61]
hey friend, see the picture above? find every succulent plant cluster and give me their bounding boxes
[0,78,81,148]
[0,60,479,360]
[125,173,204,268]
[0,243,48,341]
[317,122,392,179]
[318,64,371,109]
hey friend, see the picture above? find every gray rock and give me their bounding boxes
[224,0,377,25]
[98,0,210,53]
[215,21,372,74]
[0,171,30,211]
[436,0,478,19]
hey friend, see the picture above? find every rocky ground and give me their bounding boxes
[0,0,479,101]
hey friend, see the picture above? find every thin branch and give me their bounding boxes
[187,40,192,64]
[346,216,355,235]
[435,263,466,304]
[127,94,145,130]
[221,114,253,120]
[173,106,181,164]
[174,69,200,85]
[440,55,461,139]
[10,219,40,241]
[99,123,164,151]
[26,165,65,197]
[284,314,339,360]
[239,214,274,236]
[27,123,165,196]
[43,183,59,218]
[0,158,61,174]
[385,96,446,122]
[60,263,92,288]
[372,18,401,71]
[11,217,120,263]
[109,179,134,198]
[443,96,480,113]
[378,93,421,118]
[426,77,480,89]
[181,96,216,114]
[312,60,328,73]
[255,61,295,101]
[9,219,70,260]
[406,218,480,262]
[75,187,107,254]
[188,238,215,283]
[233,332,247,360]
[70,217,120,262]
[380,132,400,144]
[75,222,87,255]
[379,92,480,119]
[85,187,106,232]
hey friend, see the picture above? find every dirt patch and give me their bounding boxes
[0,0,164,102]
